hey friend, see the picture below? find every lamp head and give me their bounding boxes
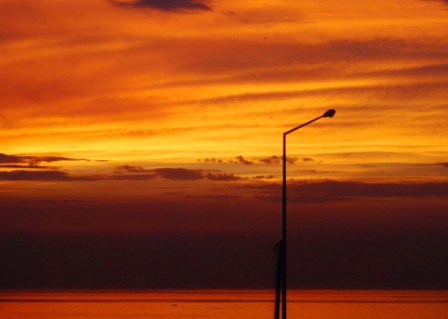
[323,109,336,118]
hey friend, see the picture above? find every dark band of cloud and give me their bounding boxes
[425,0,448,6]
[0,171,79,181]
[205,173,242,181]
[200,155,316,165]
[113,173,156,180]
[0,164,51,169]
[116,165,151,173]
[0,153,22,164]
[107,0,212,12]
[154,168,204,180]
[115,166,242,181]
[251,180,448,203]
[0,153,88,166]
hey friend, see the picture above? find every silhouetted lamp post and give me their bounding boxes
[275,109,336,319]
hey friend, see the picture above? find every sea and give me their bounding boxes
[1,290,447,319]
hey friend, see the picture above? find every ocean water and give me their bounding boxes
[1,290,447,319]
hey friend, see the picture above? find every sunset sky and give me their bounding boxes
[1,0,448,289]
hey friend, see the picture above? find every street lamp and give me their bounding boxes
[274,109,336,319]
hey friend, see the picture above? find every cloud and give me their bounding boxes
[113,173,156,180]
[257,156,300,165]
[0,170,76,181]
[303,180,448,200]
[0,153,88,166]
[108,0,212,12]
[165,37,448,79]
[1,164,245,183]
[115,166,205,180]
[231,156,254,165]
[191,82,447,108]
[425,0,448,6]
[436,162,448,168]
[154,168,243,182]
[257,156,281,165]
[31,156,89,164]
[0,153,22,164]
[0,164,51,169]
[116,165,151,173]
[116,166,244,182]
[188,194,241,200]
[297,169,318,174]
[200,155,315,166]
[252,175,274,180]
[0,169,108,182]
[201,158,224,164]
[249,180,448,203]
[205,173,242,181]
[154,168,204,180]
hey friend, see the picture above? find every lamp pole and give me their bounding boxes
[275,109,336,319]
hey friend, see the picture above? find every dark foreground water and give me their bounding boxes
[1,290,447,319]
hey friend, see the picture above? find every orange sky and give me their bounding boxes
[1,0,447,183]
[0,0,448,289]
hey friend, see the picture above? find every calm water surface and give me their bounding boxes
[1,290,447,319]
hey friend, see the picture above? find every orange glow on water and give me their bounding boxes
[1,290,447,319]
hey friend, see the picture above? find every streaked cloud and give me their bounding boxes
[115,165,151,173]
[0,153,88,166]
[0,170,85,181]
[200,155,316,165]
[0,164,51,169]
[205,173,242,181]
[107,0,212,12]
[252,175,274,180]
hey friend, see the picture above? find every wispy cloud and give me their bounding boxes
[116,165,151,173]
[107,0,212,12]
[257,156,302,165]
[200,155,317,165]
[205,173,242,181]
[0,153,89,166]
[252,175,274,180]
[115,166,245,182]
[231,156,254,165]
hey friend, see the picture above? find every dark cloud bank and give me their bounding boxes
[115,166,243,181]
[251,180,448,203]
[1,197,447,289]
[1,186,448,289]
[108,0,212,12]
[0,153,87,167]
[201,155,313,165]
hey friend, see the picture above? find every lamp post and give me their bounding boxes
[275,109,336,319]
